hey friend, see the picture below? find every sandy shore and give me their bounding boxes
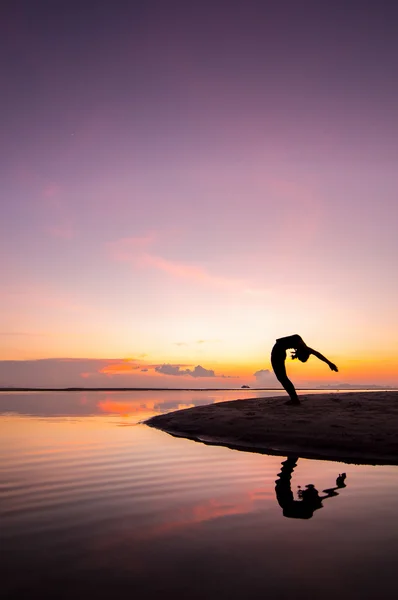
[146,391,398,465]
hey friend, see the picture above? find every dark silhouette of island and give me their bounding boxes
[271,334,338,404]
[275,457,346,519]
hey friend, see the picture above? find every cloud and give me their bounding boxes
[254,369,271,377]
[0,358,118,388]
[253,369,274,385]
[190,365,216,378]
[99,362,141,375]
[107,235,244,289]
[0,358,234,388]
[155,364,215,378]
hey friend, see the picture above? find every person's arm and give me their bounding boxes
[308,348,338,371]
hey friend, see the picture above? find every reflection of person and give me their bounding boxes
[271,334,338,405]
[275,457,346,520]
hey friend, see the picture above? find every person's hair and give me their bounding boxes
[293,346,310,362]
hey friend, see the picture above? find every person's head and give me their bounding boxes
[293,346,310,362]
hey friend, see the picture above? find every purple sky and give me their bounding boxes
[1,1,398,387]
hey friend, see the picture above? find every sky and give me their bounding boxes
[1,0,397,388]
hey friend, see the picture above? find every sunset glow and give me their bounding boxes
[1,3,397,388]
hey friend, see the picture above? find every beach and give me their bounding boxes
[146,391,398,465]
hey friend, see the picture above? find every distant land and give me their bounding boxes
[0,385,396,392]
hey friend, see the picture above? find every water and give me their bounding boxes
[1,390,397,599]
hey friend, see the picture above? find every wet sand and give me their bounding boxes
[146,391,398,465]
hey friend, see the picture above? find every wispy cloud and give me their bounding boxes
[144,255,240,287]
[107,235,244,289]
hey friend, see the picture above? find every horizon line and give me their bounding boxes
[1,386,396,392]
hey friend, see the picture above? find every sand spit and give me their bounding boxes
[146,391,398,465]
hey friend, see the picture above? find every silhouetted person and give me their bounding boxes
[271,334,338,404]
[275,457,347,519]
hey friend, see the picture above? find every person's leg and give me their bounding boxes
[271,354,300,404]
[278,375,300,404]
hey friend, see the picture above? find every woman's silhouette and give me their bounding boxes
[271,334,338,405]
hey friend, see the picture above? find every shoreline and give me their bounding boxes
[146,391,398,466]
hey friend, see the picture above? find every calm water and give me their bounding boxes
[1,390,397,599]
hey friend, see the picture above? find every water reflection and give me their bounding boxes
[1,389,383,419]
[0,390,285,419]
[275,457,347,519]
[2,392,398,600]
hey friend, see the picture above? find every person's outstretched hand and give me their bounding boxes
[329,362,338,372]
